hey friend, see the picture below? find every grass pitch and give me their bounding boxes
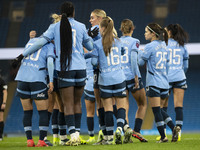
[0,133,200,150]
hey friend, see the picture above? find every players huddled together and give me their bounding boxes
[8,1,189,147]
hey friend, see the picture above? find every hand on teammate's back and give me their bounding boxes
[12,54,24,69]
[88,27,99,38]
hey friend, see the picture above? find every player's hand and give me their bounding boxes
[12,54,24,69]
[121,47,125,55]
[134,75,139,89]
[1,103,6,110]
[88,27,99,38]
[48,82,54,94]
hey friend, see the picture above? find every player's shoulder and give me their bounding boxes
[72,19,86,28]
[144,42,153,49]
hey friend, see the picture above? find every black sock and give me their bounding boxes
[116,108,125,130]
[98,107,106,135]
[113,105,118,119]
[162,107,168,129]
[52,109,59,134]
[87,117,94,137]
[175,107,183,129]
[161,109,175,131]
[75,113,82,133]
[0,122,4,138]
[38,110,49,140]
[65,115,75,134]
[105,111,114,136]
[134,118,143,133]
[58,112,67,136]
[23,110,33,140]
[152,107,165,139]
[48,111,52,125]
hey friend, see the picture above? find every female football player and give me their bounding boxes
[138,23,180,143]
[120,19,148,143]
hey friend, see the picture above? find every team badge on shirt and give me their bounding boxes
[136,42,139,48]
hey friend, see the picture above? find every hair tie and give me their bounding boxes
[147,26,159,36]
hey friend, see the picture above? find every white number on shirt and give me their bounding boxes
[107,47,120,66]
[25,43,42,61]
[169,48,181,65]
[121,47,129,64]
[72,29,76,47]
[156,51,167,69]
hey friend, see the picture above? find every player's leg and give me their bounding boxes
[95,88,105,144]
[84,89,95,143]
[51,98,60,145]
[54,91,68,145]
[16,81,35,147]
[74,85,85,144]
[59,86,76,145]
[173,87,185,142]
[85,99,95,143]
[113,82,127,145]
[101,97,114,145]
[29,82,50,147]
[20,98,35,147]
[147,86,167,143]
[0,103,5,141]
[131,87,148,142]
[74,70,87,145]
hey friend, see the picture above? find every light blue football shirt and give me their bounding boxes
[120,36,141,80]
[43,18,92,71]
[89,38,126,86]
[141,40,169,89]
[167,38,189,82]
[15,38,55,84]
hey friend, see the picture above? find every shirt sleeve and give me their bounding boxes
[47,57,54,82]
[130,50,138,76]
[183,46,189,60]
[42,24,55,42]
[142,44,152,61]
[46,43,56,59]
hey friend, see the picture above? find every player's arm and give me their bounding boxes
[137,50,145,66]
[82,25,94,51]
[131,50,138,76]
[47,57,54,93]
[83,37,93,51]
[131,50,139,88]
[12,37,48,69]
[183,59,188,73]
